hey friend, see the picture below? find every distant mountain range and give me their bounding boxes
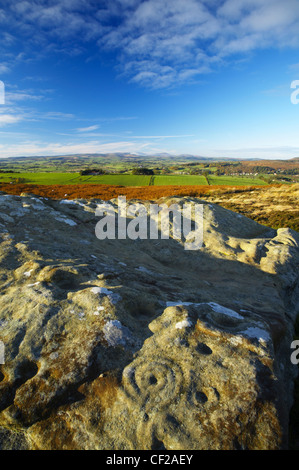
[0,153,298,165]
[0,152,289,162]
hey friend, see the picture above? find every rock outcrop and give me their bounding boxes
[0,192,298,450]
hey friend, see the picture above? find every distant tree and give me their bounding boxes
[132,168,154,175]
[79,168,106,176]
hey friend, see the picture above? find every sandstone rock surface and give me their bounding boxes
[0,192,298,450]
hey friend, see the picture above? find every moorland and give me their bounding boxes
[1,153,298,232]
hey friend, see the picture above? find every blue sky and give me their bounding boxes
[1,0,299,159]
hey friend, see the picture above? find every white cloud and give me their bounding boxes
[205,145,299,160]
[98,0,299,87]
[241,1,299,32]
[289,62,299,70]
[0,114,22,126]
[77,125,99,132]
[43,111,75,120]
[0,63,10,74]
[4,0,299,89]
[5,90,44,105]
[0,139,151,157]
[129,134,194,139]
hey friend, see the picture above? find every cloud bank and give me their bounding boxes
[2,0,299,88]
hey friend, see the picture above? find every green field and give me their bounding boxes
[151,175,208,185]
[0,173,152,186]
[0,172,81,185]
[0,172,268,187]
[207,175,268,186]
[78,174,152,186]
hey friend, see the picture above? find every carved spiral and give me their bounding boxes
[122,356,184,411]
